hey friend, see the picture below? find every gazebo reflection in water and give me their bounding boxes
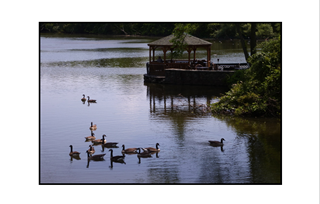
[145,83,228,116]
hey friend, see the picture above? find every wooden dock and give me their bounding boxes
[144,62,249,86]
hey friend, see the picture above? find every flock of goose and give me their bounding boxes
[68,94,162,165]
[69,94,226,166]
[69,122,161,164]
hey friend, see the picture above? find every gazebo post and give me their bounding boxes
[187,47,192,65]
[149,46,151,63]
[162,46,170,63]
[152,47,155,62]
[207,45,211,67]
[193,47,197,62]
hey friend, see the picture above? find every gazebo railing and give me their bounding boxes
[148,63,166,76]
[147,61,190,76]
[214,63,250,70]
[166,62,189,69]
[146,62,250,76]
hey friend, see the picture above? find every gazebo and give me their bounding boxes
[147,34,212,76]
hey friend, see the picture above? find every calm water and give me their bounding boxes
[40,34,281,184]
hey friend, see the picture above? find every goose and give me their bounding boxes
[142,143,160,152]
[137,148,152,158]
[87,96,96,103]
[109,149,125,163]
[103,142,118,148]
[121,144,139,154]
[81,94,86,102]
[101,134,118,147]
[69,145,81,157]
[85,132,96,140]
[89,122,97,131]
[92,134,106,145]
[87,145,95,155]
[209,138,225,146]
[86,150,105,161]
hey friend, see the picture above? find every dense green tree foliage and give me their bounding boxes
[211,37,281,117]
[40,23,175,36]
[40,22,280,39]
[168,23,191,58]
[210,23,280,39]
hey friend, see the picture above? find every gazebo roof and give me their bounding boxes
[148,34,212,47]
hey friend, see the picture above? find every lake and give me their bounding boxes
[40,34,281,184]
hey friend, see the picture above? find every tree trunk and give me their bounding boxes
[236,24,250,62]
[115,24,128,35]
[250,23,257,56]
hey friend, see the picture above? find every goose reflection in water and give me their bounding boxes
[209,143,224,152]
[138,154,158,164]
[109,159,126,169]
[87,101,97,106]
[70,155,81,162]
[137,149,160,164]
[137,148,152,158]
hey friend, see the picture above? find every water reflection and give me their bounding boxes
[70,156,81,161]
[211,116,280,183]
[101,145,119,153]
[86,101,97,106]
[146,82,228,116]
[209,144,225,152]
[145,83,281,183]
[86,158,105,168]
[147,162,180,183]
[109,160,126,170]
[137,156,152,164]
[145,82,227,144]
[41,57,149,68]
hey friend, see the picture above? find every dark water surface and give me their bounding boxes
[40,34,281,184]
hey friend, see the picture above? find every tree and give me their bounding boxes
[169,24,190,59]
[250,23,257,56]
[236,23,257,62]
[236,23,250,61]
[211,36,281,117]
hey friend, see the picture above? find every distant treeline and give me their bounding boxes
[39,22,281,39]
